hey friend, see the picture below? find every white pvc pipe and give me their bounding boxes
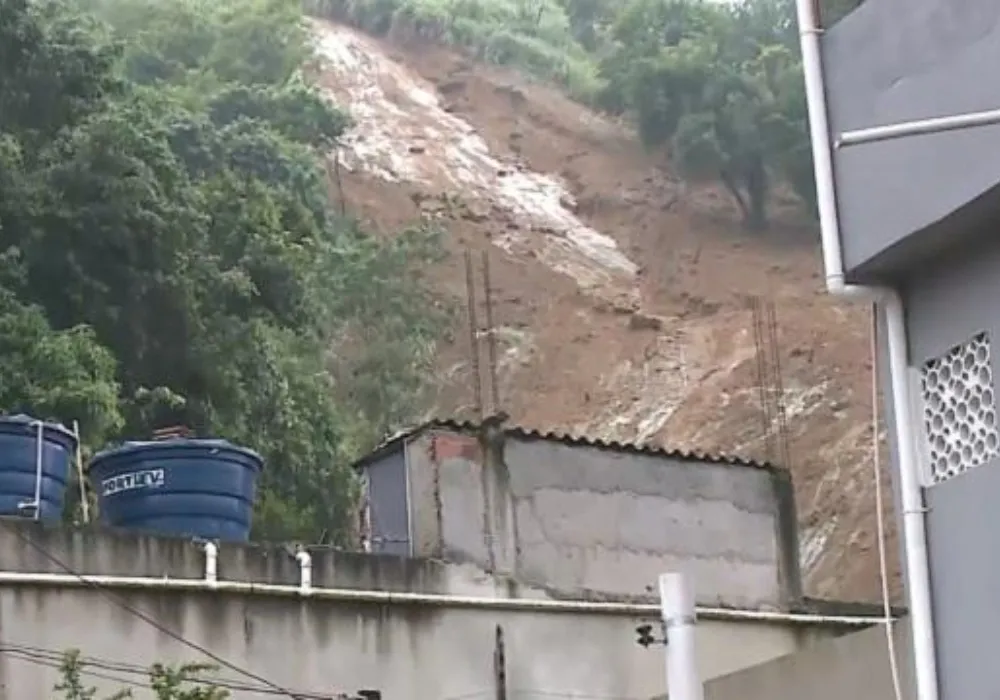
[32,421,42,522]
[296,550,313,594]
[838,106,1000,148]
[72,421,89,525]
[18,422,44,520]
[0,570,883,626]
[203,542,218,586]
[795,1,940,699]
[659,573,703,700]
[883,294,939,700]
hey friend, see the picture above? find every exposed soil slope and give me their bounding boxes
[308,18,901,603]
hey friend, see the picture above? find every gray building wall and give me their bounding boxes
[398,429,801,608]
[822,0,1000,282]
[0,524,850,700]
[883,235,1000,700]
[702,620,914,700]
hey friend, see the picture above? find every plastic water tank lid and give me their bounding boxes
[90,438,264,467]
[0,414,77,441]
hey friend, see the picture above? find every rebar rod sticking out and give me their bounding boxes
[465,250,484,420]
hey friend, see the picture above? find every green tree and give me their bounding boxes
[598,0,814,230]
[0,288,122,447]
[0,0,448,542]
[54,650,133,700]
[555,0,614,52]
[53,650,227,700]
[149,663,228,700]
[307,0,602,99]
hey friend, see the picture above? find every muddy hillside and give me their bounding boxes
[307,18,899,603]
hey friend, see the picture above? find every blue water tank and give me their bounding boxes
[0,414,77,520]
[88,438,263,542]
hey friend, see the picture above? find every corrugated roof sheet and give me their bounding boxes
[355,415,775,470]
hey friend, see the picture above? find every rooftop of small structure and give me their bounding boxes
[353,414,776,471]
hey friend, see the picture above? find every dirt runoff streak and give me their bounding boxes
[308,19,639,300]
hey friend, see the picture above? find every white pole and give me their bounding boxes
[659,573,703,700]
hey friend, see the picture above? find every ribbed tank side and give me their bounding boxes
[0,415,77,520]
[89,439,263,542]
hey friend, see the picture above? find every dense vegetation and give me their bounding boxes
[0,0,448,542]
[307,0,863,231]
[0,0,863,543]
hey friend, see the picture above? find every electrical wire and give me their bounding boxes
[0,646,643,700]
[1,645,144,689]
[0,521,339,700]
[0,642,332,697]
[869,303,905,700]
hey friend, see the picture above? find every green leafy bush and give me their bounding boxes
[307,0,823,228]
[306,0,605,101]
[0,0,448,541]
[54,650,227,700]
[595,0,815,229]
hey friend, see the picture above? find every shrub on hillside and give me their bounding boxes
[305,0,604,101]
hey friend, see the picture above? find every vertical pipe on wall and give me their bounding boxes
[32,420,43,521]
[794,1,940,698]
[18,421,45,520]
[493,624,507,700]
[296,549,313,594]
[659,573,703,700]
[203,541,218,587]
[403,439,415,556]
[72,420,89,524]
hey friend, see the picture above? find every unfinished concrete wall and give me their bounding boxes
[703,620,914,700]
[403,429,799,608]
[0,524,849,700]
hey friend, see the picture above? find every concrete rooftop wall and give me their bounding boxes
[703,620,914,700]
[402,430,799,608]
[0,523,851,700]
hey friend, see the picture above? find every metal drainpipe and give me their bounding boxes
[794,1,940,699]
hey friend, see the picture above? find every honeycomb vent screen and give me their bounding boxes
[921,332,999,484]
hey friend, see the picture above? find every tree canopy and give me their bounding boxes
[308,0,864,231]
[0,0,447,542]
[0,0,865,542]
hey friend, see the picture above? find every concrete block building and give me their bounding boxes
[356,417,803,610]
[818,1,1000,697]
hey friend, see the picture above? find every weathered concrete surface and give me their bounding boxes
[703,620,914,700]
[0,524,845,700]
[400,429,799,608]
[875,236,1000,700]
[823,0,1000,282]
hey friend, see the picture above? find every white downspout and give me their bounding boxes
[795,2,939,700]
[659,573,703,700]
[296,549,313,595]
[17,421,44,520]
[203,542,218,587]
